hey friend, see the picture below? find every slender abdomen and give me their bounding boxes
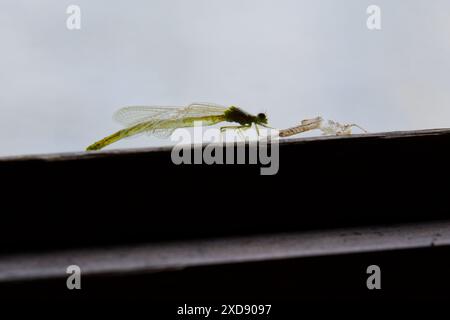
[86,122,148,150]
[86,115,226,151]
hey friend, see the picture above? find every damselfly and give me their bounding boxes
[86,103,269,150]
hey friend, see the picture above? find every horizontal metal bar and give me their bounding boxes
[1,220,449,283]
[1,127,450,162]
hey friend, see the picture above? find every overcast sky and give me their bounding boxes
[1,0,450,155]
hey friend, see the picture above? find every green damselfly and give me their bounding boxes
[86,103,269,150]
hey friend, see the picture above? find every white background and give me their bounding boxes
[1,0,449,155]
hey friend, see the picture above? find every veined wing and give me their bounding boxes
[148,103,229,138]
[178,102,228,118]
[114,102,228,127]
[114,106,183,127]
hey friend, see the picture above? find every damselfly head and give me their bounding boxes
[256,113,268,124]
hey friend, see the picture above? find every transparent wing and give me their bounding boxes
[113,103,228,127]
[179,102,228,118]
[145,103,228,138]
[151,127,178,138]
[114,106,183,127]
[144,118,180,138]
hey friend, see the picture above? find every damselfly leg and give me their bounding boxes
[220,124,253,139]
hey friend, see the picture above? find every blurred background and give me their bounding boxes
[1,0,449,156]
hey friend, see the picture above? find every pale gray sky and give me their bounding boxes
[1,0,450,155]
